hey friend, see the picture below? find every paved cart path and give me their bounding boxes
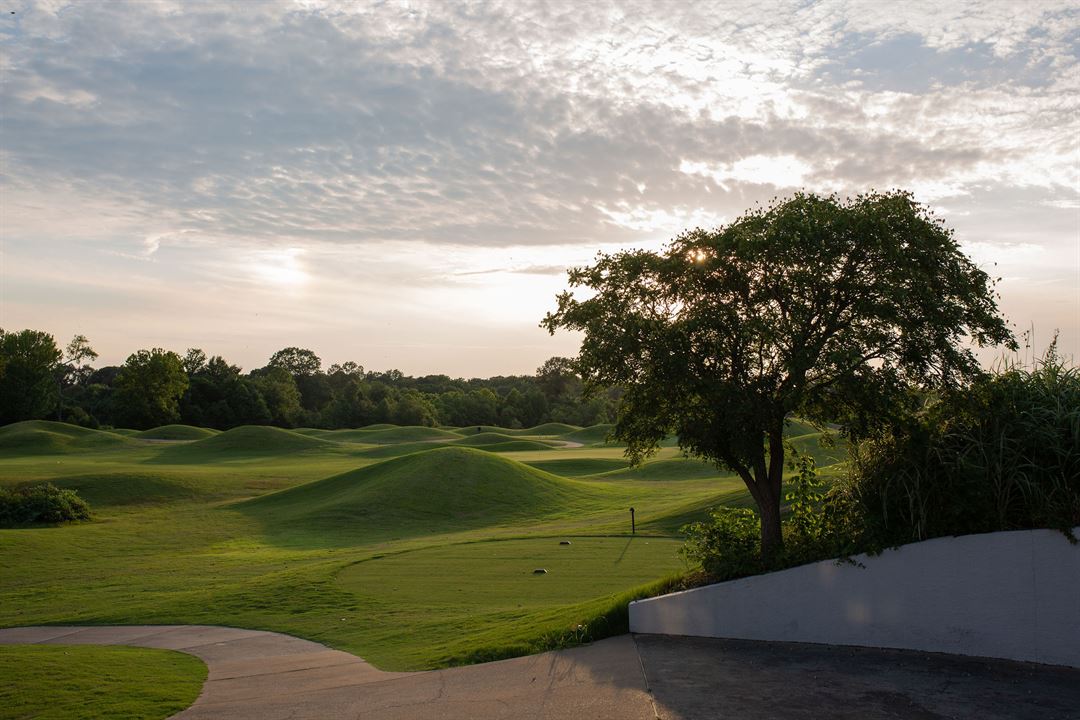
[3,626,1078,719]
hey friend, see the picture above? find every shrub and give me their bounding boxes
[0,483,91,527]
[838,343,1079,545]
[681,506,763,579]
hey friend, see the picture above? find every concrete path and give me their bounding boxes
[3,626,1078,719]
[0,625,656,719]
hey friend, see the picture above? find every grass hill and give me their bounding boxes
[47,472,202,506]
[593,457,722,481]
[454,432,559,448]
[561,424,617,445]
[453,422,582,437]
[787,431,847,467]
[0,421,133,455]
[152,425,339,462]
[240,447,599,544]
[522,458,629,477]
[359,437,556,459]
[135,425,218,441]
[521,422,582,436]
[351,426,463,444]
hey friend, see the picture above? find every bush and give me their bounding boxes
[681,506,763,579]
[0,483,91,527]
[837,343,1079,546]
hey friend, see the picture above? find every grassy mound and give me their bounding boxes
[240,447,597,542]
[289,427,333,437]
[521,422,582,436]
[523,458,630,477]
[355,426,463,444]
[454,423,584,437]
[46,472,203,506]
[356,441,455,459]
[786,432,847,467]
[454,432,558,448]
[154,425,338,462]
[0,421,132,455]
[594,457,722,481]
[359,438,557,458]
[135,425,218,441]
[454,431,520,445]
[561,424,617,445]
[467,440,558,452]
[784,417,821,437]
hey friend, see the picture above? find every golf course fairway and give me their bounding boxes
[0,420,840,672]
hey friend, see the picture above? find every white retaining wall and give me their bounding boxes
[629,527,1080,668]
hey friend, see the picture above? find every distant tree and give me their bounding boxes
[322,376,376,428]
[0,329,62,423]
[114,348,189,429]
[250,366,303,427]
[180,356,271,428]
[544,191,1016,556]
[327,361,364,377]
[296,373,333,416]
[182,348,208,376]
[392,391,438,426]
[535,356,581,400]
[55,334,98,422]
[267,347,321,377]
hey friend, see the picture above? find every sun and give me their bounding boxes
[251,248,308,288]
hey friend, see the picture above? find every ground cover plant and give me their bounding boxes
[0,644,206,720]
[0,418,837,675]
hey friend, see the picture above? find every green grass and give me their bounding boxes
[135,424,219,441]
[151,425,343,462]
[0,421,133,455]
[336,536,686,668]
[0,419,843,676]
[560,424,617,445]
[240,447,609,546]
[0,644,206,720]
[454,431,558,447]
[349,426,463,444]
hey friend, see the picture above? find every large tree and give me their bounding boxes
[543,191,1015,556]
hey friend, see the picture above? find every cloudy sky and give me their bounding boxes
[1,0,1077,376]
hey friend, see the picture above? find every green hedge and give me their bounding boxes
[0,483,91,526]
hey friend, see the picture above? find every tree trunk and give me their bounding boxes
[758,489,783,559]
[759,425,787,559]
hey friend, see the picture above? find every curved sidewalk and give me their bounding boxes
[3,625,1079,719]
[0,625,657,719]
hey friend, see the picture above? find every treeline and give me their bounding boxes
[0,329,619,430]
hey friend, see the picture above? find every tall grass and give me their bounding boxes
[840,342,1079,544]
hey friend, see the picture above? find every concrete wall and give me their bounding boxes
[630,527,1080,668]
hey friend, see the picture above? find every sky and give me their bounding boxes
[1,0,1077,377]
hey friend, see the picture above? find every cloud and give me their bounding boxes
[1,0,1077,369]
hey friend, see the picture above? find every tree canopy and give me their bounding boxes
[0,329,62,424]
[114,348,190,429]
[543,191,1016,555]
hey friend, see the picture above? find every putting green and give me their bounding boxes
[338,536,684,609]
